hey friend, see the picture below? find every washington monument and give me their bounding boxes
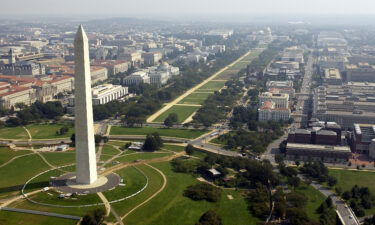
[74,25,98,184]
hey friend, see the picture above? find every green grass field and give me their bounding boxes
[215,69,239,80]
[110,126,209,139]
[124,162,259,225]
[197,81,226,91]
[153,105,201,123]
[0,154,49,199]
[178,92,213,105]
[294,181,326,221]
[115,152,172,163]
[329,169,375,215]
[104,166,148,202]
[0,126,29,139]
[329,169,375,194]
[40,152,75,167]
[9,194,105,217]
[0,147,31,165]
[102,144,121,155]
[27,124,74,139]
[0,211,77,225]
[110,164,165,220]
[161,144,186,152]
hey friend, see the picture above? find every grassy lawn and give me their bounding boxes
[115,152,172,163]
[9,196,104,217]
[41,152,75,167]
[197,81,226,91]
[108,141,128,148]
[102,144,121,155]
[178,92,213,105]
[0,210,77,225]
[0,126,29,139]
[104,166,148,202]
[329,169,375,194]
[0,147,31,165]
[329,169,375,215]
[27,124,74,139]
[28,189,102,207]
[0,154,49,199]
[153,105,201,123]
[161,144,186,152]
[110,164,164,220]
[215,70,239,80]
[124,162,259,225]
[294,181,326,221]
[110,126,209,139]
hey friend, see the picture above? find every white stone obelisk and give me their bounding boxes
[74,25,98,184]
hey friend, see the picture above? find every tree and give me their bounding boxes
[287,176,301,188]
[70,133,76,146]
[342,191,351,200]
[327,176,337,187]
[164,113,178,127]
[81,208,106,225]
[286,208,312,225]
[196,210,223,225]
[142,133,163,151]
[6,117,23,127]
[279,140,287,153]
[287,192,307,208]
[143,134,159,152]
[184,183,222,202]
[275,154,284,164]
[185,144,195,155]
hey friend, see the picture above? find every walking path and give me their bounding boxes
[117,163,167,224]
[147,51,251,123]
[22,126,32,143]
[97,192,111,216]
[0,153,35,168]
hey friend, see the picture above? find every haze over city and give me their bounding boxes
[1,0,375,19]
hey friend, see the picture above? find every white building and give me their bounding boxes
[123,70,150,86]
[92,84,128,105]
[258,101,290,122]
[148,62,179,87]
[259,92,289,108]
[149,71,170,87]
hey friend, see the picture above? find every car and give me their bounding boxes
[349,215,353,219]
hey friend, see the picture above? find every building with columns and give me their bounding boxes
[92,84,128,105]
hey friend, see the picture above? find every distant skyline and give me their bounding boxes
[1,0,375,18]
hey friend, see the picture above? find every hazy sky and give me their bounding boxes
[1,0,374,17]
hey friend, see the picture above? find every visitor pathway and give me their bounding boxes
[146,51,252,123]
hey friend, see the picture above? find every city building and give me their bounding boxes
[91,60,130,76]
[0,75,74,109]
[142,52,162,66]
[0,86,36,109]
[346,63,375,82]
[286,143,351,163]
[324,68,342,85]
[258,101,290,122]
[351,124,375,155]
[313,84,375,128]
[266,80,295,98]
[123,70,150,86]
[0,49,45,76]
[92,84,128,105]
[148,62,179,87]
[90,66,108,84]
[259,92,289,108]
[120,51,143,66]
